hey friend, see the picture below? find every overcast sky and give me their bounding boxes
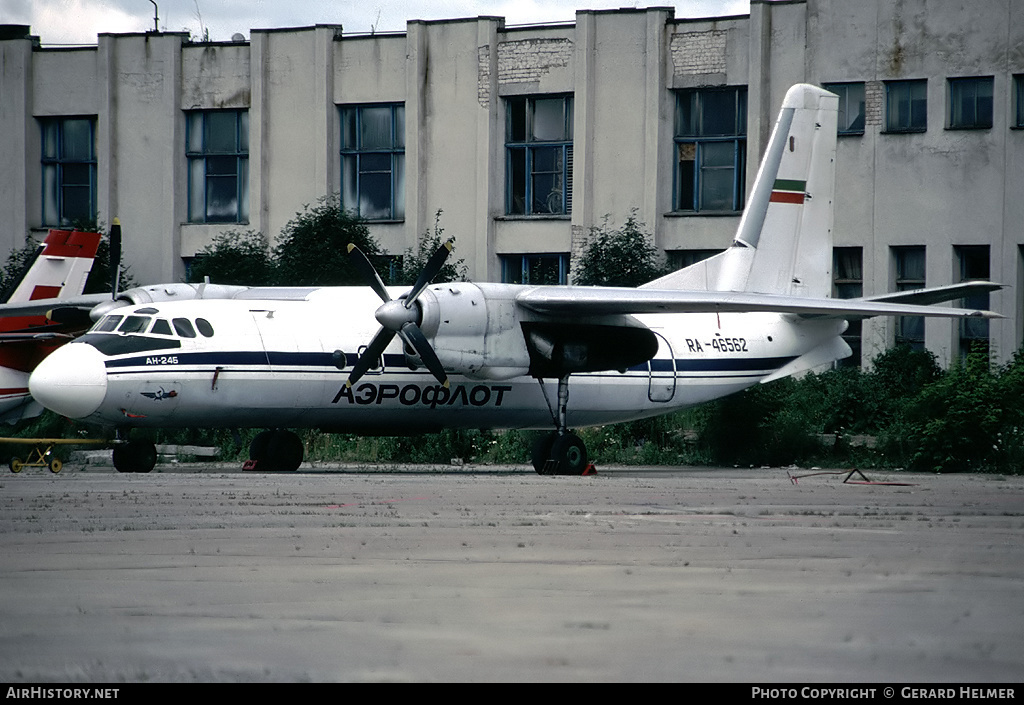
[3,0,750,45]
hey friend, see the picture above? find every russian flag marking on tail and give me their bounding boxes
[770,179,806,204]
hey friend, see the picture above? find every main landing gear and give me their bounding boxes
[112,436,157,474]
[531,375,590,475]
[246,429,304,472]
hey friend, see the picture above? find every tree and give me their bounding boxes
[273,197,381,286]
[187,230,274,286]
[393,209,467,285]
[571,210,666,287]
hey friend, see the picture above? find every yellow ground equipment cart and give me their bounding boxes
[0,438,109,473]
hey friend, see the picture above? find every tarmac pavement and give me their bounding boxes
[1,462,1022,682]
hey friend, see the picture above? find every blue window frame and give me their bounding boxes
[187,110,249,223]
[501,254,569,285]
[956,245,990,358]
[948,77,993,130]
[674,86,747,212]
[893,246,926,351]
[823,82,866,136]
[885,80,927,133]
[40,117,97,226]
[340,104,405,221]
[505,95,573,216]
[1015,75,1024,129]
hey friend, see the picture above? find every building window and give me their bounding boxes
[823,82,865,136]
[40,117,97,226]
[340,104,405,221]
[956,245,990,358]
[948,77,993,130]
[501,254,569,285]
[506,96,573,216]
[666,249,721,270]
[187,110,249,223]
[885,80,927,133]
[674,86,747,212]
[893,246,926,351]
[1014,75,1024,128]
[833,247,863,367]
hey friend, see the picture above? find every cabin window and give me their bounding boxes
[884,80,927,133]
[187,109,249,223]
[40,117,97,226]
[505,95,574,216]
[94,315,123,332]
[150,319,173,336]
[947,77,993,130]
[196,318,215,337]
[118,316,151,334]
[674,86,747,212]
[173,318,197,338]
[340,103,405,221]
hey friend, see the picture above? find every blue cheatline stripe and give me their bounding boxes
[105,350,795,375]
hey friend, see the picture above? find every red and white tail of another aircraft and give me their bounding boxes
[0,229,101,423]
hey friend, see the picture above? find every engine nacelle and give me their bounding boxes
[420,282,658,380]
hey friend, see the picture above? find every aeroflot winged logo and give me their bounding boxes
[140,387,178,401]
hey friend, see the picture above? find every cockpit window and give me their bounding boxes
[173,318,196,338]
[118,316,151,334]
[94,315,123,332]
[150,319,173,336]
[196,318,214,337]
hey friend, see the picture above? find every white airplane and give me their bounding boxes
[25,84,1000,474]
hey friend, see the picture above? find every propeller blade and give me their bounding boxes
[109,218,122,300]
[405,239,453,307]
[345,327,395,388]
[401,322,449,388]
[347,243,391,304]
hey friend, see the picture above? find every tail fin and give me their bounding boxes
[3,229,101,304]
[643,84,838,295]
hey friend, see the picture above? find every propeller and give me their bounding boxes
[345,239,454,390]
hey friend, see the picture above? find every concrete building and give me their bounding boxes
[1,0,1022,366]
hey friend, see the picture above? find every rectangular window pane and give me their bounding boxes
[532,98,566,141]
[949,77,993,129]
[206,175,238,222]
[887,80,927,132]
[359,106,394,150]
[507,98,527,142]
[205,111,238,153]
[508,147,527,215]
[61,119,92,160]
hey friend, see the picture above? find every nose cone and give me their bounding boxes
[29,343,108,418]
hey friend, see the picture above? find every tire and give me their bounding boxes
[10,457,23,473]
[112,440,157,474]
[49,458,62,474]
[551,433,588,475]
[531,433,556,474]
[252,430,303,472]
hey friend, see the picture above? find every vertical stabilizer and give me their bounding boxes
[3,229,101,304]
[643,84,838,295]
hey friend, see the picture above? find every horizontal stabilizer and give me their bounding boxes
[859,281,1002,307]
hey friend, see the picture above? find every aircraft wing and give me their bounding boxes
[858,281,1002,307]
[515,286,1001,320]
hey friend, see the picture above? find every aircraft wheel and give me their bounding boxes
[531,433,556,474]
[9,457,23,473]
[251,430,303,471]
[551,433,588,476]
[112,440,157,474]
[49,458,62,474]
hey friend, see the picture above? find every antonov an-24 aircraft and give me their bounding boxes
[24,84,1000,474]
